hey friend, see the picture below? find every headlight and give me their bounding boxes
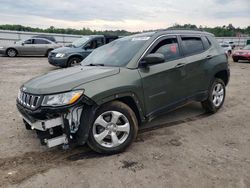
[0,47,4,49]
[55,53,66,58]
[42,90,84,107]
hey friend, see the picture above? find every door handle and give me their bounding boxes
[175,63,185,68]
[206,55,213,59]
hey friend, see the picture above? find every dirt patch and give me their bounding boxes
[120,160,144,172]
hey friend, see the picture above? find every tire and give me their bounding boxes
[6,48,17,57]
[233,58,238,62]
[201,78,226,113]
[67,57,82,67]
[87,101,138,154]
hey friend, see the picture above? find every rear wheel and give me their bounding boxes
[6,48,17,57]
[67,57,82,67]
[87,101,138,154]
[201,78,226,113]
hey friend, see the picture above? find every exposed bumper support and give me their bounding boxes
[21,114,68,148]
[22,115,63,131]
[44,134,68,148]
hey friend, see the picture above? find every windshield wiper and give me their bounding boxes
[87,63,105,66]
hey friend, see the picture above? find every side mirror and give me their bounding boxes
[140,53,165,67]
[21,42,24,46]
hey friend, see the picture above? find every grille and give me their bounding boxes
[18,90,41,109]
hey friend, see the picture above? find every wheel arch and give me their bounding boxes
[46,48,54,54]
[214,70,229,86]
[95,92,146,125]
[6,47,18,56]
[68,54,84,61]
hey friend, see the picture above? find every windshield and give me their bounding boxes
[243,45,250,50]
[81,36,150,67]
[72,36,90,48]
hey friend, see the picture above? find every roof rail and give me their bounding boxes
[156,28,205,32]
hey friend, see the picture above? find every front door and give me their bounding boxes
[138,36,188,116]
[18,39,35,55]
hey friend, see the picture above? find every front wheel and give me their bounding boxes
[87,101,138,154]
[201,78,226,113]
[67,57,82,67]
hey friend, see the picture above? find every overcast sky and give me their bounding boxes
[0,0,249,31]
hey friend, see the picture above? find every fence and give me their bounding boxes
[216,37,249,48]
[0,30,82,46]
[0,29,249,47]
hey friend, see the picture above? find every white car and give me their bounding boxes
[220,43,232,56]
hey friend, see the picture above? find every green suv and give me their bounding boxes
[16,30,230,154]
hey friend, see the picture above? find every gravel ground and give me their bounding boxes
[0,57,249,188]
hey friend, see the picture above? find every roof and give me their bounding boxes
[124,29,214,40]
[155,29,214,36]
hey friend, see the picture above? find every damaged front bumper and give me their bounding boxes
[16,95,94,149]
[21,115,69,148]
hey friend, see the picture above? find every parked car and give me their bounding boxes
[48,35,118,67]
[232,45,250,62]
[16,30,230,154]
[219,42,232,56]
[32,35,57,43]
[0,38,61,57]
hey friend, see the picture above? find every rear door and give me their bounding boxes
[139,36,188,116]
[179,35,212,97]
[33,39,51,55]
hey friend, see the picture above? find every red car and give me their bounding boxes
[232,45,250,62]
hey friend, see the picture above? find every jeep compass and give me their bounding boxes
[16,30,230,154]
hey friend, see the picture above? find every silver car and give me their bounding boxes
[0,38,61,57]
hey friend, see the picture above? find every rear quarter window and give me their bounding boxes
[202,36,212,50]
[181,36,204,56]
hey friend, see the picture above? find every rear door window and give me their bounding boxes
[150,37,181,61]
[181,36,204,56]
[96,38,104,47]
[86,38,104,49]
[34,39,50,44]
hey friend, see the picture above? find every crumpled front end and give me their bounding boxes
[16,89,94,148]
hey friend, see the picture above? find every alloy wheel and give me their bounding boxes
[92,111,130,148]
[212,83,224,107]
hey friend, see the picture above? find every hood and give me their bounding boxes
[23,66,120,94]
[52,46,81,54]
